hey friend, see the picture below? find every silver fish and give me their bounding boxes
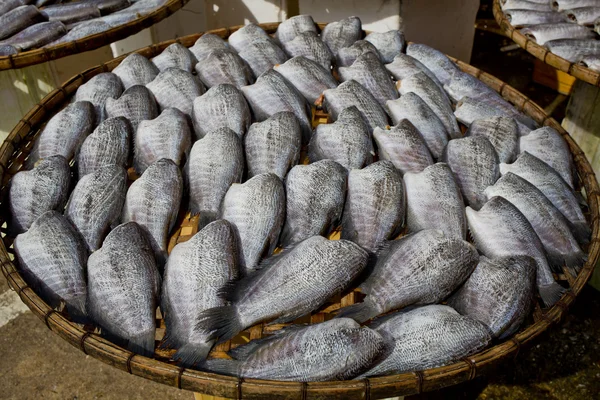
[384,53,446,94]
[339,51,398,107]
[385,93,449,159]
[466,196,565,307]
[206,318,384,381]
[519,126,575,188]
[0,5,46,41]
[335,40,380,68]
[338,229,479,322]
[505,10,568,27]
[545,38,600,62]
[373,119,434,175]
[282,31,334,70]
[0,21,66,50]
[151,43,198,73]
[197,235,368,341]
[364,30,405,64]
[112,53,159,89]
[502,0,553,11]
[146,67,205,116]
[398,71,460,139]
[499,152,590,243]
[321,16,362,55]
[244,111,301,180]
[115,0,167,16]
[122,158,182,265]
[185,127,244,225]
[553,0,600,11]
[280,160,347,246]
[77,116,131,177]
[273,56,337,104]
[405,43,460,86]
[191,83,251,140]
[521,23,596,45]
[275,14,317,44]
[308,105,374,170]
[465,117,519,164]
[238,38,288,79]
[194,49,252,89]
[228,23,272,53]
[65,164,127,252]
[443,136,500,210]
[564,6,600,24]
[362,305,491,376]
[134,108,192,175]
[74,72,123,122]
[579,53,600,70]
[9,155,70,233]
[105,85,158,133]
[241,69,311,143]
[323,79,389,132]
[14,211,87,319]
[484,173,586,270]
[404,163,467,239]
[448,256,536,339]
[455,96,532,136]
[87,221,160,357]
[37,101,95,161]
[341,160,405,253]
[189,33,230,61]
[0,44,17,55]
[0,0,27,15]
[89,0,130,14]
[40,3,100,26]
[220,173,285,275]
[46,19,112,46]
[162,220,239,367]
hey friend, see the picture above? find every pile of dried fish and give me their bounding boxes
[9,16,590,382]
[500,0,600,71]
[0,0,170,55]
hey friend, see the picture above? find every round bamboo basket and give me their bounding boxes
[0,0,189,71]
[1,22,599,399]
[492,0,600,87]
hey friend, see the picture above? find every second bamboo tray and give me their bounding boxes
[1,22,599,399]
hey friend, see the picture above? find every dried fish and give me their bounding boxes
[273,55,338,104]
[112,53,159,89]
[74,72,123,121]
[282,31,334,70]
[192,83,251,139]
[105,85,158,133]
[321,16,362,55]
[77,116,131,177]
[364,30,405,64]
[151,43,198,73]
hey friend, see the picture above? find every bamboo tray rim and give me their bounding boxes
[1,21,599,399]
[0,0,189,71]
[492,0,600,87]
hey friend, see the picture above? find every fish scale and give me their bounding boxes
[189,33,230,62]
[336,40,380,68]
[275,14,317,44]
[14,211,88,319]
[244,111,302,180]
[320,16,362,55]
[466,196,565,307]
[454,96,532,136]
[9,155,71,233]
[283,31,334,70]
[0,5,46,41]
[220,173,285,275]
[87,222,160,357]
[77,116,131,177]
[406,43,460,86]
[308,106,374,170]
[133,108,191,175]
[192,83,251,139]
[238,38,288,79]
[105,85,158,133]
[273,56,338,104]
[228,23,272,53]
[146,68,205,116]
[364,30,405,64]
[385,53,446,95]
[0,20,66,50]
[151,43,198,73]
[112,53,159,89]
[74,73,124,122]
[339,51,398,107]
[465,117,519,164]
[521,23,595,45]
[195,49,252,89]
[65,164,127,252]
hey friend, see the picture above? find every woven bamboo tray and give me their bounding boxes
[0,0,189,71]
[1,22,599,399]
[493,0,600,87]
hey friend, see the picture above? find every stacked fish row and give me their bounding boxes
[500,0,600,71]
[0,0,171,55]
[8,16,590,382]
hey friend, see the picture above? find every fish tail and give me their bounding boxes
[335,301,378,323]
[197,306,243,342]
[127,330,156,358]
[571,222,591,246]
[174,341,214,368]
[65,295,88,324]
[538,282,566,308]
[197,212,218,230]
[201,358,239,377]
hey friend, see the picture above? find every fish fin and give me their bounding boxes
[201,359,239,376]
[229,334,281,360]
[538,282,565,308]
[546,251,587,274]
[173,342,214,367]
[268,311,306,325]
[64,295,89,324]
[127,330,156,358]
[217,260,272,302]
[571,221,591,246]
[198,212,218,230]
[335,301,378,323]
[196,306,242,342]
